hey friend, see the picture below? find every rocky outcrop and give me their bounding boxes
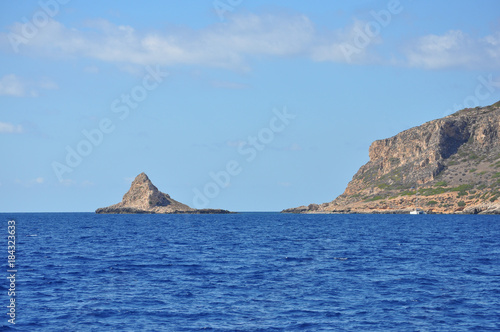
[96,173,232,214]
[283,101,500,214]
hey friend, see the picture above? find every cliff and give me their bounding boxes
[96,173,232,214]
[283,101,500,214]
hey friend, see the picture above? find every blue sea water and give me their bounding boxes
[1,212,500,331]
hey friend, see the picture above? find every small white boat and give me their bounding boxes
[410,186,426,214]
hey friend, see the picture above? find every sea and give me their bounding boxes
[1,212,499,331]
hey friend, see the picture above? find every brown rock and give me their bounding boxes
[96,173,232,214]
[283,101,500,214]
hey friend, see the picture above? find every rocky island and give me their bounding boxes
[96,173,232,214]
[283,101,500,214]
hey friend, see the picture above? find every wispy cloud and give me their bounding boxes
[0,74,58,97]
[57,179,95,187]
[2,14,499,71]
[285,143,302,151]
[404,30,500,70]
[310,19,383,64]
[0,15,383,70]
[84,65,100,74]
[226,140,246,147]
[0,121,23,134]
[14,177,45,187]
[0,74,26,96]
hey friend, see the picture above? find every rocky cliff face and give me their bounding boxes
[284,101,500,214]
[96,173,231,214]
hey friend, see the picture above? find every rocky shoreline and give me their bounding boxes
[283,101,500,215]
[95,207,233,214]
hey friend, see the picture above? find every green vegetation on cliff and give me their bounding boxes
[283,100,500,214]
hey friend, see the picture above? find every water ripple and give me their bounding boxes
[2,212,500,331]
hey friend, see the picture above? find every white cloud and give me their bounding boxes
[226,140,246,147]
[0,74,58,97]
[285,143,302,151]
[61,179,75,186]
[405,30,500,69]
[13,177,46,187]
[0,15,383,70]
[310,20,383,63]
[84,65,100,73]
[3,15,499,71]
[0,121,23,134]
[0,74,25,96]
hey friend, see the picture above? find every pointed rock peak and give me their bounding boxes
[133,172,151,184]
[121,173,172,208]
[95,172,232,214]
[127,173,160,194]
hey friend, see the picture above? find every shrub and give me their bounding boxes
[366,195,385,202]
[451,184,474,192]
[389,157,400,165]
[469,154,478,160]
[457,201,466,207]
[419,187,448,196]
[427,200,438,206]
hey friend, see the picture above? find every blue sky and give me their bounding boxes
[1,0,500,212]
